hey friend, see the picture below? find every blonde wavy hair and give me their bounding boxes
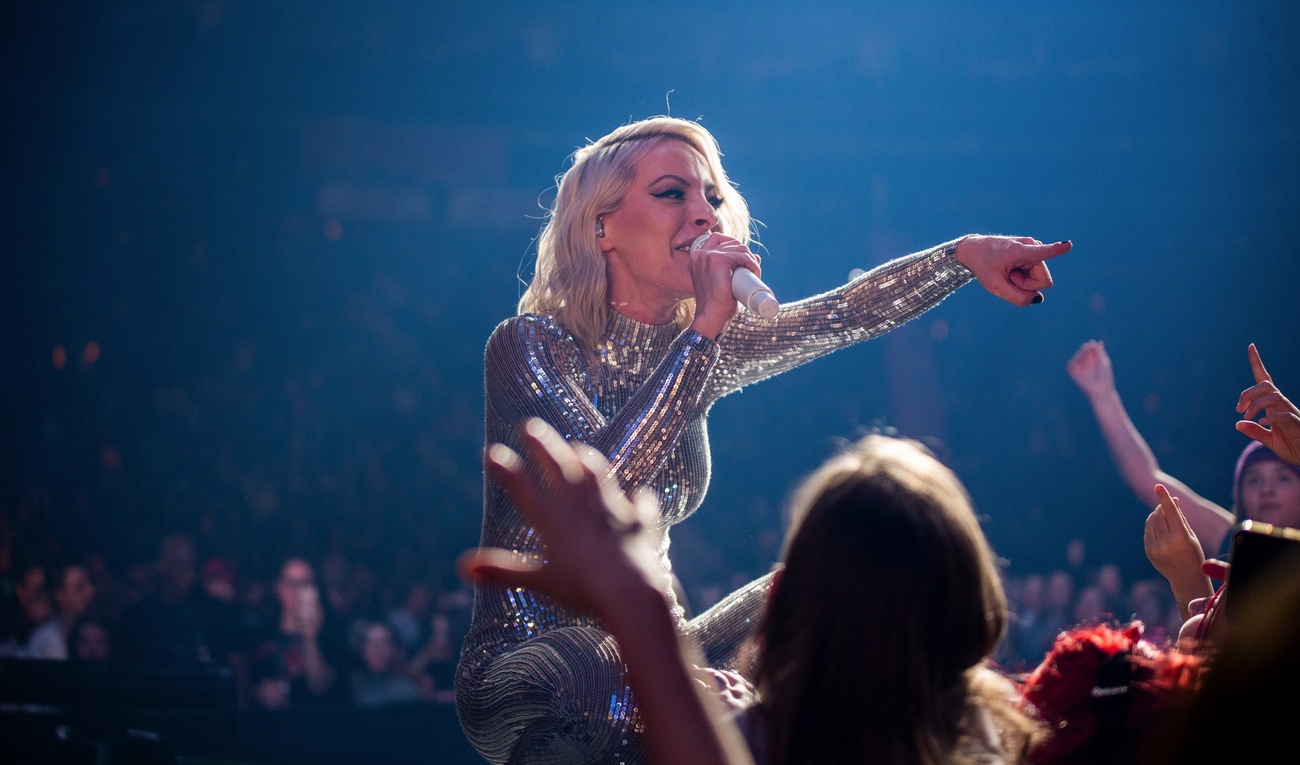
[518,116,753,349]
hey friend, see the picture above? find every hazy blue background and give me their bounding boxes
[4,0,1297,596]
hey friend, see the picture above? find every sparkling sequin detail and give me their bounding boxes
[456,241,971,764]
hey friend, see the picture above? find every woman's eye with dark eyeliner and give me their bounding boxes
[653,189,685,200]
[708,196,725,209]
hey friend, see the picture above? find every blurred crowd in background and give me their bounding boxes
[0,490,1184,712]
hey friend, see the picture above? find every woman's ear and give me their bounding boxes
[596,215,616,255]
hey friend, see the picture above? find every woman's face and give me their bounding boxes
[1240,460,1300,528]
[601,140,723,322]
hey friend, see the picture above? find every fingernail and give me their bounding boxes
[1031,294,1044,305]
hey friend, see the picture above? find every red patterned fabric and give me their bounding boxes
[1017,621,1202,764]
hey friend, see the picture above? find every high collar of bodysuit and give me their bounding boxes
[596,310,685,374]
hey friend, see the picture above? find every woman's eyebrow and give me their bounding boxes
[647,174,719,194]
[648,174,690,186]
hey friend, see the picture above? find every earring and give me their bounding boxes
[595,216,606,238]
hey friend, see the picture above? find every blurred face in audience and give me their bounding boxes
[1073,585,1107,624]
[1240,460,1300,528]
[73,622,112,661]
[158,534,197,596]
[1018,573,1045,612]
[403,582,431,615]
[276,558,315,611]
[362,623,400,674]
[1046,570,1074,608]
[1095,563,1122,598]
[275,558,323,634]
[17,566,52,625]
[55,566,95,622]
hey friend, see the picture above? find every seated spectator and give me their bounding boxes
[27,562,95,660]
[385,579,433,656]
[200,556,238,604]
[350,620,429,708]
[1003,572,1049,673]
[245,556,348,709]
[67,612,115,663]
[116,532,239,666]
[1125,578,1177,646]
[1092,563,1126,619]
[0,561,51,657]
[1071,585,1111,627]
[1062,538,1094,596]
[1020,569,1078,664]
[405,610,457,703]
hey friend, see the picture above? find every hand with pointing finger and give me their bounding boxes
[955,235,1072,307]
[1144,484,1214,621]
[1236,343,1300,466]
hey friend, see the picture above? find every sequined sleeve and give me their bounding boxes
[704,238,972,401]
[484,314,720,494]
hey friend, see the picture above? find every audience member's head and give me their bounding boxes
[155,532,198,601]
[359,621,405,676]
[200,556,237,603]
[1232,440,1300,527]
[14,562,52,629]
[756,434,1043,765]
[1017,572,1046,614]
[1046,569,1075,612]
[275,557,319,633]
[1094,563,1123,601]
[1066,539,1086,569]
[398,580,432,618]
[68,614,114,662]
[1072,586,1109,626]
[50,563,96,626]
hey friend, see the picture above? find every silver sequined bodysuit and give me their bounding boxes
[456,241,972,765]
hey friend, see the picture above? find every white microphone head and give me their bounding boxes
[752,291,779,320]
[690,234,711,253]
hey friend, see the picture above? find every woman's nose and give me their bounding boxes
[691,198,717,229]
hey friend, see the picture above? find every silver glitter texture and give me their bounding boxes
[456,240,970,764]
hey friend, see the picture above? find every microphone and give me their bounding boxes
[691,235,779,319]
